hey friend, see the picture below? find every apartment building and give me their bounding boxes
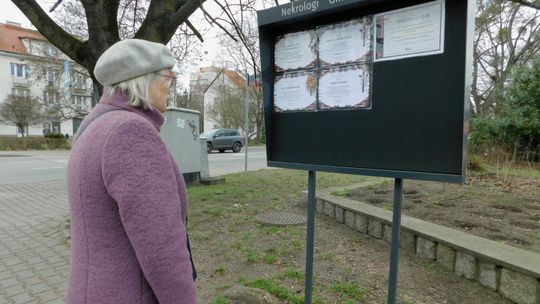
[0,21,92,137]
[189,67,246,132]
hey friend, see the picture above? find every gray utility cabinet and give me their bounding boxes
[160,107,201,184]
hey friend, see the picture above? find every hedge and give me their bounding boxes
[0,136,70,150]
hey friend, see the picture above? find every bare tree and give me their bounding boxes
[26,53,91,120]
[472,0,540,115]
[0,95,44,137]
[11,0,209,107]
[508,0,540,10]
[207,84,245,130]
[213,0,274,143]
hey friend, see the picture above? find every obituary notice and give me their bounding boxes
[318,18,372,67]
[274,72,317,111]
[374,0,445,62]
[318,65,371,109]
[274,31,317,72]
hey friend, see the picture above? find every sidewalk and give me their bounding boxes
[0,180,69,304]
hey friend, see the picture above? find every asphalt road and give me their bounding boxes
[0,146,268,185]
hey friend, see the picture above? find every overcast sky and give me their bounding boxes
[0,1,234,87]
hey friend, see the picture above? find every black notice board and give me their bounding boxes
[258,0,474,183]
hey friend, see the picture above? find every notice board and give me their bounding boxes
[258,0,475,183]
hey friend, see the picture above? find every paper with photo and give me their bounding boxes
[318,65,370,109]
[319,18,372,66]
[374,0,445,61]
[274,31,317,72]
[274,72,317,111]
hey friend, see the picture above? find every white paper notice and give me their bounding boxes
[275,31,317,72]
[274,73,317,111]
[374,0,445,61]
[318,66,370,109]
[319,18,372,66]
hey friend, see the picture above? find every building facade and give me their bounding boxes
[189,67,246,132]
[0,22,92,137]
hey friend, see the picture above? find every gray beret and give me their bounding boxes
[94,39,175,86]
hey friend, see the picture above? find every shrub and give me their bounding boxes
[0,136,70,150]
[44,132,65,139]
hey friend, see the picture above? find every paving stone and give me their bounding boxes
[416,237,436,260]
[499,268,537,304]
[344,210,355,229]
[355,214,368,234]
[368,219,382,239]
[21,276,42,287]
[455,251,477,280]
[8,292,34,304]
[29,282,50,295]
[3,284,26,297]
[324,201,335,218]
[35,289,63,303]
[30,262,50,272]
[47,298,66,304]
[36,268,57,279]
[51,280,68,293]
[436,244,456,271]
[335,206,344,223]
[14,270,34,280]
[478,262,498,291]
[0,277,21,289]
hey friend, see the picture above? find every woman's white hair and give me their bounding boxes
[105,72,158,110]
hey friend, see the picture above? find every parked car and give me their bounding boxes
[199,128,245,153]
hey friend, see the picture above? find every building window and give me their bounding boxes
[43,90,60,104]
[10,63,28,78]
[45,67,55,82]
[72,95,87,107]
[43,44,58,57]
[12,88,30,97]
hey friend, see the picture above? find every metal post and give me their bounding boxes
[244,74,250,172]
[387,178,403,304]
[304,170,316,304]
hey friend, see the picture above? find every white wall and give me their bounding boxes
[0,44,92,137]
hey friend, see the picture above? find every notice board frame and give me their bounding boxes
[258,0,475,183]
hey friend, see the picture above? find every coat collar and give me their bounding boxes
[99,91,164,131]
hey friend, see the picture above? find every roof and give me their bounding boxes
[0,22,47,55]
[199,66,246,88]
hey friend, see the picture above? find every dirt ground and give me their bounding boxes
[187,170,515,304]
[343,173,540,253]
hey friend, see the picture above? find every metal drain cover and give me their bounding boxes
[255,211,307,226]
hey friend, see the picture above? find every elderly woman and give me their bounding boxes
[66,39,197,304]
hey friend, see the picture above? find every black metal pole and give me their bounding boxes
[387,178,403,304]
[304,170,316,304]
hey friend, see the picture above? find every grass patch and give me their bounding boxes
[331,282,367,302]
[240,277,306,304]
[210,295,231,304]
[214,265,227,276]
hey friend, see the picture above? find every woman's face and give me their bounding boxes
[150,69,176,113]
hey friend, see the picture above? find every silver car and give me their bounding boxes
[199,129,245,153]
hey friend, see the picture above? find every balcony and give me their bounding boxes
[12,76,30,86]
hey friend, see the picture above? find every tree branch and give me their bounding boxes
[185,20,204,42]
[11,0,86,64]
[507,0,540,10]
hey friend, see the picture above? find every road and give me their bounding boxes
[0,146,268,184]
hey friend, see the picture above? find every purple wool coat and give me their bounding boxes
[66,92,197,304]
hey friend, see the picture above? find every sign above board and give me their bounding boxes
[258,0,378,26]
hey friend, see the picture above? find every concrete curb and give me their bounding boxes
[317,183,540,304]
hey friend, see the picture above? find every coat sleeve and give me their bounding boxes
[101,119,197,304]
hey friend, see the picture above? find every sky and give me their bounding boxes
[0,1,38,28]
[0,1,229,88]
